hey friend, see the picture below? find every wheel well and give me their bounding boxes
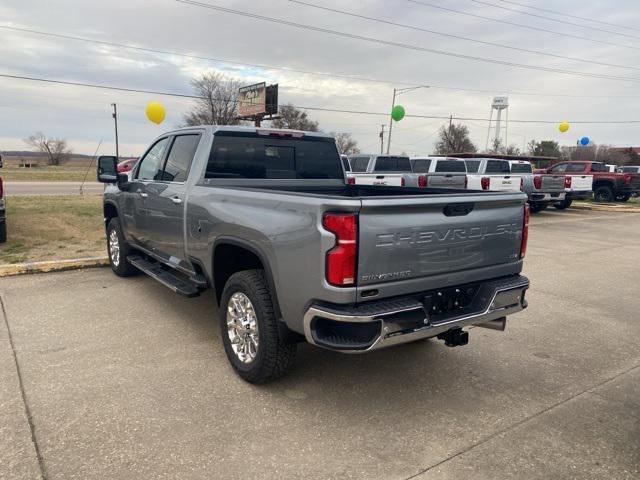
[593,180,613,190]
[213,243,264,303]
[104,202,118,223]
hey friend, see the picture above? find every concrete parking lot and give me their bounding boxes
[1,209,639,480]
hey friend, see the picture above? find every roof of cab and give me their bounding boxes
[165,125,335,139]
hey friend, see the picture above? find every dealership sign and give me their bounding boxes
[238,83,278,118]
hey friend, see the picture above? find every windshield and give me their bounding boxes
[510,163,533,174]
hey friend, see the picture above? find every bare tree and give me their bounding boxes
[331,132,360,155]
[434,123,476,154]
[270,104,319,131]
[183,72,242,126]
[24,132,72,165]
[487,138,520,155]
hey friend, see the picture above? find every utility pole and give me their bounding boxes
[386,88,397,154]
[380,124,385,154]
[111,103,119,160]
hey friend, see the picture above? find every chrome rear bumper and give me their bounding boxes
[303,275,529,353]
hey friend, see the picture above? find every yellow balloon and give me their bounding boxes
[559,121,570,133]
[146,101,166,125]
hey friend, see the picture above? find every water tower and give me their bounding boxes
[485,96,509,151]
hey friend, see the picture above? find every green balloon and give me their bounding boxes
[391,105,406,121]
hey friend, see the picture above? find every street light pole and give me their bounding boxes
[386,88,397,155]
[380,124,385,154]
[111,103,119,161]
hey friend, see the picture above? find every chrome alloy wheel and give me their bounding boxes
[226,292,259,363]
[108,228,120,267]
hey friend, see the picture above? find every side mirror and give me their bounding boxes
[97,156,119,183]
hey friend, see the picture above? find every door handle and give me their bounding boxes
[170,196,182,204]
[138,191,148,198]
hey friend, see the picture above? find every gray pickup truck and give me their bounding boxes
[97,126,530,383]
[508,160,566,213]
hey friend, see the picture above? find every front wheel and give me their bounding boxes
[106,218,138,277]
[553,198,573,210]
[219,270,297,383]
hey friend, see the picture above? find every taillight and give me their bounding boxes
[0,178,3,199]
[624,173,632,185]
[464,175,468,189]
[323,213,358,287]
[346,177,355,185]
[520,203,530,259]
[564,176,572,188]
[481,177,490,190]
[533,176,542,189]
[418,175,427,188]
[401,177,406,187]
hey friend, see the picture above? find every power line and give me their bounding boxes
[406,0,640,51]
[3,72,640,124]
[468,0,640,41]
[2,24,640,99]
[495,0,640,33]
[290,0,640,72]
[172,0,640,83]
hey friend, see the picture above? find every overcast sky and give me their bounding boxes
[1,0,639,157]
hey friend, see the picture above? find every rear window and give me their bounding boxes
[206,134,343,179]
[486,160,511,174]
[434,160,466,173]
[374,156,412,172]
[411,159,431,173]
[510,163,533,174]
[465,160,480,173]
[350,156,370,172]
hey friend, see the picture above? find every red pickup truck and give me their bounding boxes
[545,161,640,202]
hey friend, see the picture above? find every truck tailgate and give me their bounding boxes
[489,175,521,192]
[426,174,467,189]
[566,175,593,191]
[357,192,526,298]
[348,174,404,186]
[540,175,565,191]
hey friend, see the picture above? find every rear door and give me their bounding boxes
[357,192,525,298]
[143,133,201,263]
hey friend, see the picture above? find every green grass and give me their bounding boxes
[1,165,92,182]
[0,195,105,264]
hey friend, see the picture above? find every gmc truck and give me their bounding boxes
[507,160,566,213]
[462,158,523,192]
[546,161,640,202]
[97,126,530,383]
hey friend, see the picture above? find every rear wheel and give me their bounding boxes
[553,198,573,210]
[106,218,138,277]
[594,186,614,202]
[615,193,631,202]
[219,270,296,383]
[528,202,548,213]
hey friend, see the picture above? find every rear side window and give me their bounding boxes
[206,135,343,179]
[161,134,201,182]
[510,163,533,174]
[465,160,480,173]
[435,160,466,173]
[374,156,412,172]
[351,157,370,172]
[411,159,431,173]
[566,163,587,173]
[485,160,511,174]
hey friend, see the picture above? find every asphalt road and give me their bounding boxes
[4,181,104,195]
[1,210,639,479]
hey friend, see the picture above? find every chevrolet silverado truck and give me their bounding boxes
[546,161,640,202]
[97,126,530,383]
[0,176,6,243]
[508,160,566,213]
[462,158,523,192]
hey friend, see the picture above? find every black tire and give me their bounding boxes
[219,270,296,383]
[106,218,138,277]
[615,193,631,202]
[553,198,572,210]
[529,202,548,213]
[0,221,6,243]
[593,186,614,202]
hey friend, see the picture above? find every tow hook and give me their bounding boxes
[437,327,469,347]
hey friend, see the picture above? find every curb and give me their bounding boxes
[572,202,640,213]
[0,257,109,277]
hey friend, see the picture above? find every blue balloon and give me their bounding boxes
[580,136,590,146]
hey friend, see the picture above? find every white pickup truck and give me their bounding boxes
[347,154,407,186]
[461,158,522,192]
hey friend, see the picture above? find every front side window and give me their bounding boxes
[485,160,511,174]
[205,135,343,179]
[411,159,431,173]
[137,137,170,181]
[161,134,201,182]
[589,162,607,172]
[549,163,568,173]
[465,160,480,173]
